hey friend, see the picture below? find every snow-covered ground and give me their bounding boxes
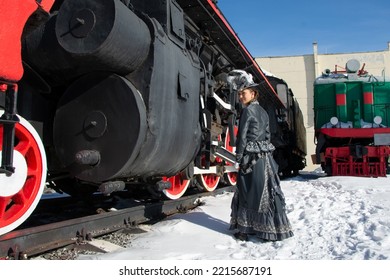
[5,171,388,280]
[79,172,390,261]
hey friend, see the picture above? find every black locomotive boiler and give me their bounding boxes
[0,0,306,236]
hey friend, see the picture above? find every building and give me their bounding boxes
[256,42,390,171]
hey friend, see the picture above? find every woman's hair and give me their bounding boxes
[250,88,259,100]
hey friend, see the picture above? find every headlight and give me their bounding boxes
[374,116,382,125]
[330,116,339,126]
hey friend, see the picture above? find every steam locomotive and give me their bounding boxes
[313,59,390,176]
[0,0,306,236]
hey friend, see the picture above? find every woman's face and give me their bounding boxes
[238,88,255,105]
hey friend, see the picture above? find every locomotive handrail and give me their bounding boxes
[211,92,234,111]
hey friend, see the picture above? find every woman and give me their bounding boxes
[228,70,293,242]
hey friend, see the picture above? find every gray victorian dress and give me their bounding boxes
[229,100,293,241]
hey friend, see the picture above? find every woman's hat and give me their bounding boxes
[238,80,259,92]
[227,70,259,91]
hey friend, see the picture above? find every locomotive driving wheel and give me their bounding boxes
[162,174,190,200]
[197,172,220,192]
[0,110,46,235]
[196,154,221,192]
[223,126,238,186]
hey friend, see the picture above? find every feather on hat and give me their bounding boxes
[227,70,259,91]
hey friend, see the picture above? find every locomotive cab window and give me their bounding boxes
[276,83,288,108]
[276,83,290,123]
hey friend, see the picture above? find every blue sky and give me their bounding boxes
[217,0,390,57]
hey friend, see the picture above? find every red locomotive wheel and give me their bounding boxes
[197,151,221,192]
[224,126,238,186]
[162,175,190,200]
[197,173,220,192]
[0,111,47,235]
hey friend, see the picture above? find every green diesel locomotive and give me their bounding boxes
[313,59,390,176]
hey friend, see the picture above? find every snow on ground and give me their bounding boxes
[5,172,388,280]
[79,172,390,260]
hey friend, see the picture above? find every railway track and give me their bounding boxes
[0,186,233,260]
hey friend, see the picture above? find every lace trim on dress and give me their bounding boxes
[240,141,275,174]
[229,195,293,240]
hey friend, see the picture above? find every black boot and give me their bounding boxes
[234,232,248,241]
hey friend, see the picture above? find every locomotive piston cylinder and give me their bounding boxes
[53,73,148,182]
[55,0,151,74]
[23,0,152,81]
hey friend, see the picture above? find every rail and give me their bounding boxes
[0,186,233,259]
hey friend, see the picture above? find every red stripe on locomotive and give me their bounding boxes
[363,91,374,104]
